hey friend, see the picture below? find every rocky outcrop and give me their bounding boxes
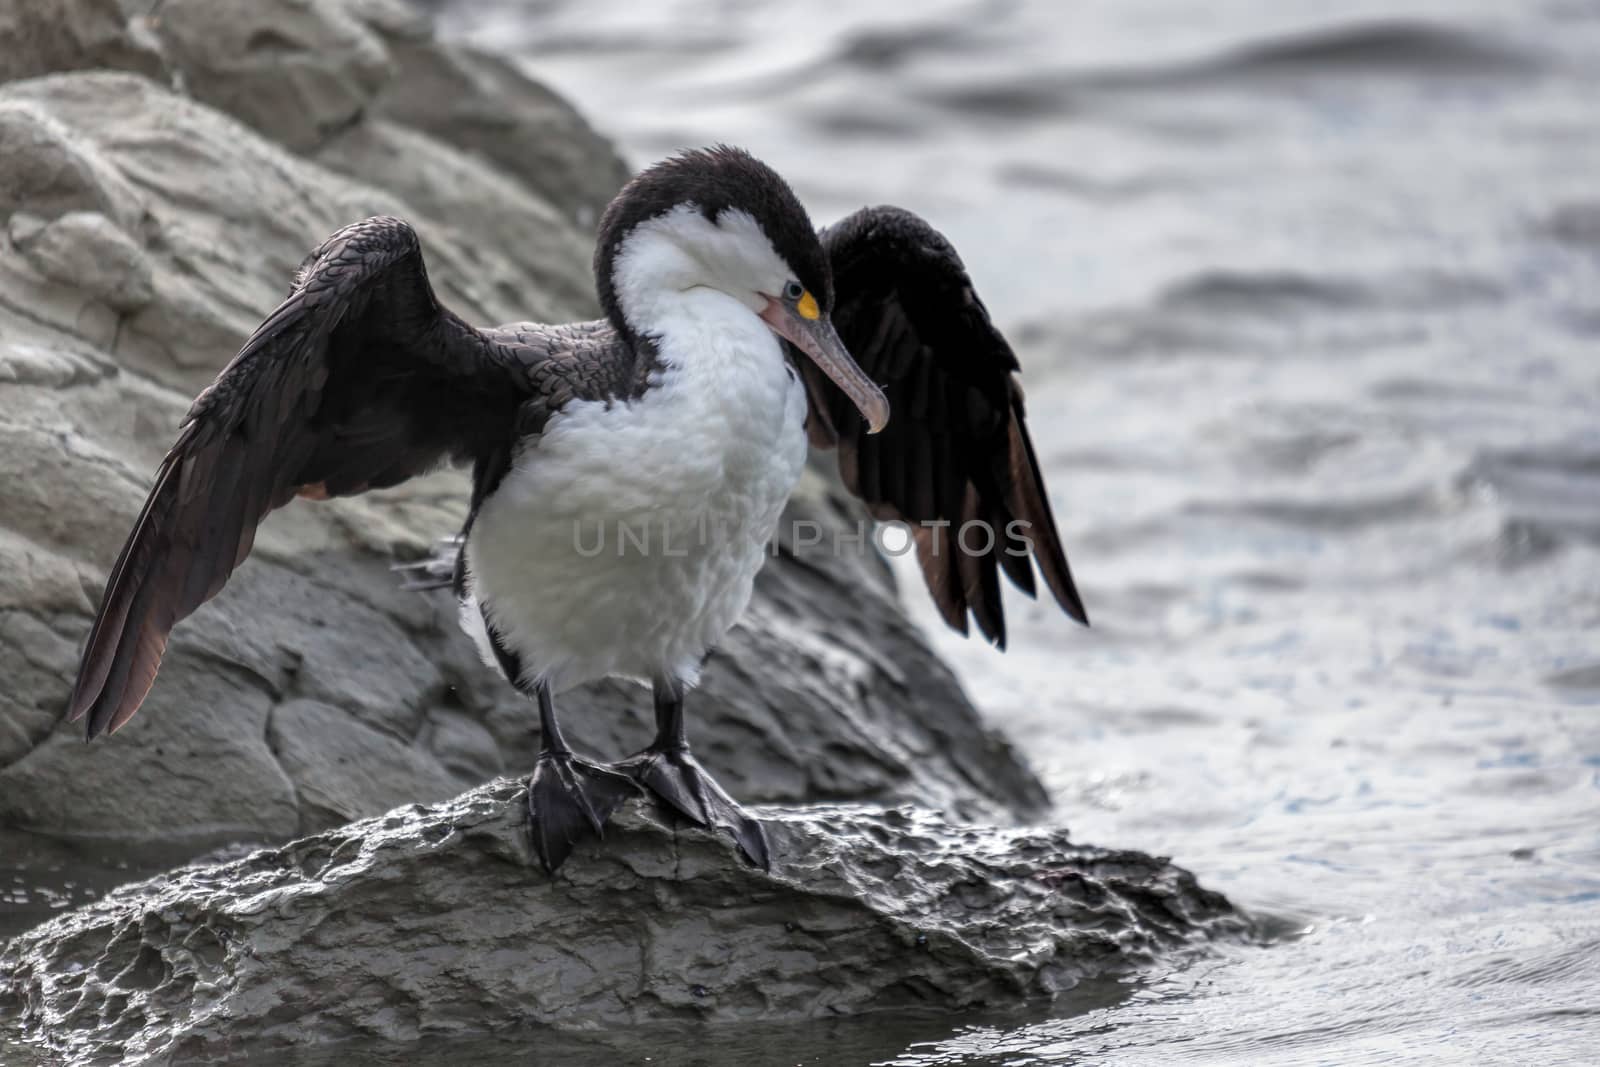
[0,0,1046,856]
[0,781,1249,1063]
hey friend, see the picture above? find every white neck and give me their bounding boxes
[651,288,788,398]
[609,203,792,349]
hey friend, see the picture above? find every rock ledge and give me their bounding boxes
[1,782,1246,1062]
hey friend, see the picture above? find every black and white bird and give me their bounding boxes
[65,146,1087,872]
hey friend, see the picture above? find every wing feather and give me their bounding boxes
[809,205,1088,643]
[68,216,528,738]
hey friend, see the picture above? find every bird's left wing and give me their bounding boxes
[67,215,532,738]
[804,206,1087,647]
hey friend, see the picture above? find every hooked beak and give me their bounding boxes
[760,297,890,434]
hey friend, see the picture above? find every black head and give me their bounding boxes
[593,145,833,338]
[591,145,889,433]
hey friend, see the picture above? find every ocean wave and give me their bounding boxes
[1182,484,1446,530]
[1539,200,1600,249]
[1463,446,1600,543]
[918,19,1538,119]
[1212,19,1536,77]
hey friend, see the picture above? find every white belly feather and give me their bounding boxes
[462,289,809,692]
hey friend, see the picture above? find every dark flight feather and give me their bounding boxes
[805,205,1089,646]
[66,216,538,738]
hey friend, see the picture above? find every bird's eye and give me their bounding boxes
[783,281,805,301]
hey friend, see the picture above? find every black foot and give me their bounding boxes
[527,751,640,873]
[613,747,771,870]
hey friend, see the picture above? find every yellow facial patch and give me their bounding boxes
[796,290,820,321]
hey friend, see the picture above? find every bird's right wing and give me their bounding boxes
[67,216,532,739]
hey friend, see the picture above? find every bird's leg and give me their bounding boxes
[526,680,640,873]
[611,677,771,870]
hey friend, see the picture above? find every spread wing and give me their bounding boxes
[805,205,1088,647]
[68,216,531,738]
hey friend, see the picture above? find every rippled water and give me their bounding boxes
[433,0,1600,1062]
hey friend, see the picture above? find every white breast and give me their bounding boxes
[462,288,809,693]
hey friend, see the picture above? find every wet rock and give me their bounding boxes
[0,0,1047,859]
[0,781,1247,1061]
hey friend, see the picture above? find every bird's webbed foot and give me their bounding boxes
[612,682,771,871]
[527,749,640,873]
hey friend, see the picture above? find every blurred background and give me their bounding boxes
[430,0,1600,1061]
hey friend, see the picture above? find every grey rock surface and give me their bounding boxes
[0,781,1249,1063]
[0,0,1047,855]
